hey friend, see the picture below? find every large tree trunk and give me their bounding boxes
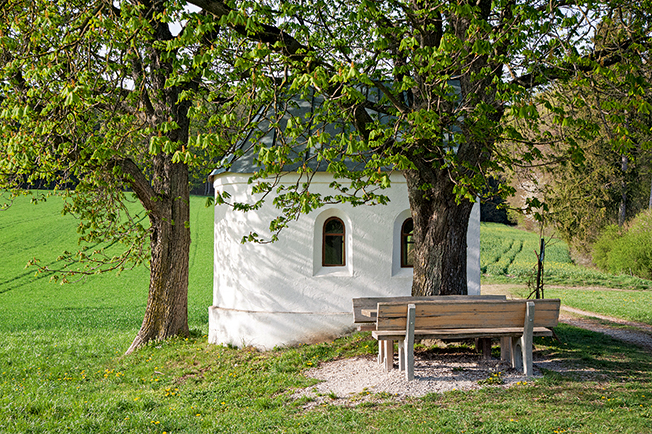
[405,168,474,296]
[126,161,191,354]
[124,8,195,354]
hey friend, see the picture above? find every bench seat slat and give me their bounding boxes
[372,326,554,341]
[352,295,507,325]
[378,299,560,315]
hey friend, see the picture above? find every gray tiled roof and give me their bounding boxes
[209,82,460,182]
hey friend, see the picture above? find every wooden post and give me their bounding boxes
[405,304,416,381]
[535,238,545,299]
[500,337,512,362]
[522,301,535,377]
[480,338,492,360]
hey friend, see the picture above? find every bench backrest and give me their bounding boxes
[352,294,507,324]
[375,299,561,331]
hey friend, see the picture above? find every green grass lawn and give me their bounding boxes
[546,287,652,325]
[2,324,652,433]
[485,283,652,326]
[2,196,652,433]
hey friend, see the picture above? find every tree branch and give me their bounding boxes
[113,158,161,214]
[187,0,308,62]
[511,37,652,90]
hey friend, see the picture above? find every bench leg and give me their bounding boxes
[382,340,394,372]
[522,302,534,377]
[522,337,533,377]
[511,336,523,371]
[398,340,405,371]
[378,340,384,365]
[405,339,414,381]
[480,338,492,360]
[405,304,416,381]
[511,335,533,376]
[511,302,535,377]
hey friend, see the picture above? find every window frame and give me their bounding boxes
[322,216,346,267]
[400,218,414,268]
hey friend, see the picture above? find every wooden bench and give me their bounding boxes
[371,298,561,380]
[352,295,507,331]
[352,295,508,371]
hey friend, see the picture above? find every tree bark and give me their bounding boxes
[126,160,191,354]
[405,168,474,296]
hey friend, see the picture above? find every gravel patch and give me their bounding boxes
[292,348,563,409]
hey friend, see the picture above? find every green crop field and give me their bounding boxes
[480,223,652,290]
[1,195,652,433]
[0,192,214,334]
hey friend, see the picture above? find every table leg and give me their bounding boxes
[500,337,512,362]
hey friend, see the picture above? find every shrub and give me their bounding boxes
[593,211,652,279]
[592,224,622,271]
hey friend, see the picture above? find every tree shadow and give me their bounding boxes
[535,323,652,382]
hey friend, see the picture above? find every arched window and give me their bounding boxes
[401,218,414,268]
[323,217,345,266]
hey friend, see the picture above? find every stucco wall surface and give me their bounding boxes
[209,172,480,350]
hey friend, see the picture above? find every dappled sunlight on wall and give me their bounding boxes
[210,172,480,349]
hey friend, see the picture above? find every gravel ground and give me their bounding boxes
[292,351,550,408]
[292,291,652,409]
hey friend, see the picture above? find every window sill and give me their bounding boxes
[392,267,413,278]
[314,266,352,277]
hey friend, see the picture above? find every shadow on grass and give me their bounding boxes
[536,323,652,382]
[0,266,56,294]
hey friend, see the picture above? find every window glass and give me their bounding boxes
[323,217,345,266]
[401,218,414,268]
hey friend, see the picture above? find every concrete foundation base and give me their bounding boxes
[208,306,355,350]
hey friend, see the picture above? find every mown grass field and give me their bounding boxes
[481,223,651,290]
[2,195,652,433]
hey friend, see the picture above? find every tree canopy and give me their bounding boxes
[0,0,261,352]
[196,0,652,294]
[506,8,652,253]
[1,0,651,350]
